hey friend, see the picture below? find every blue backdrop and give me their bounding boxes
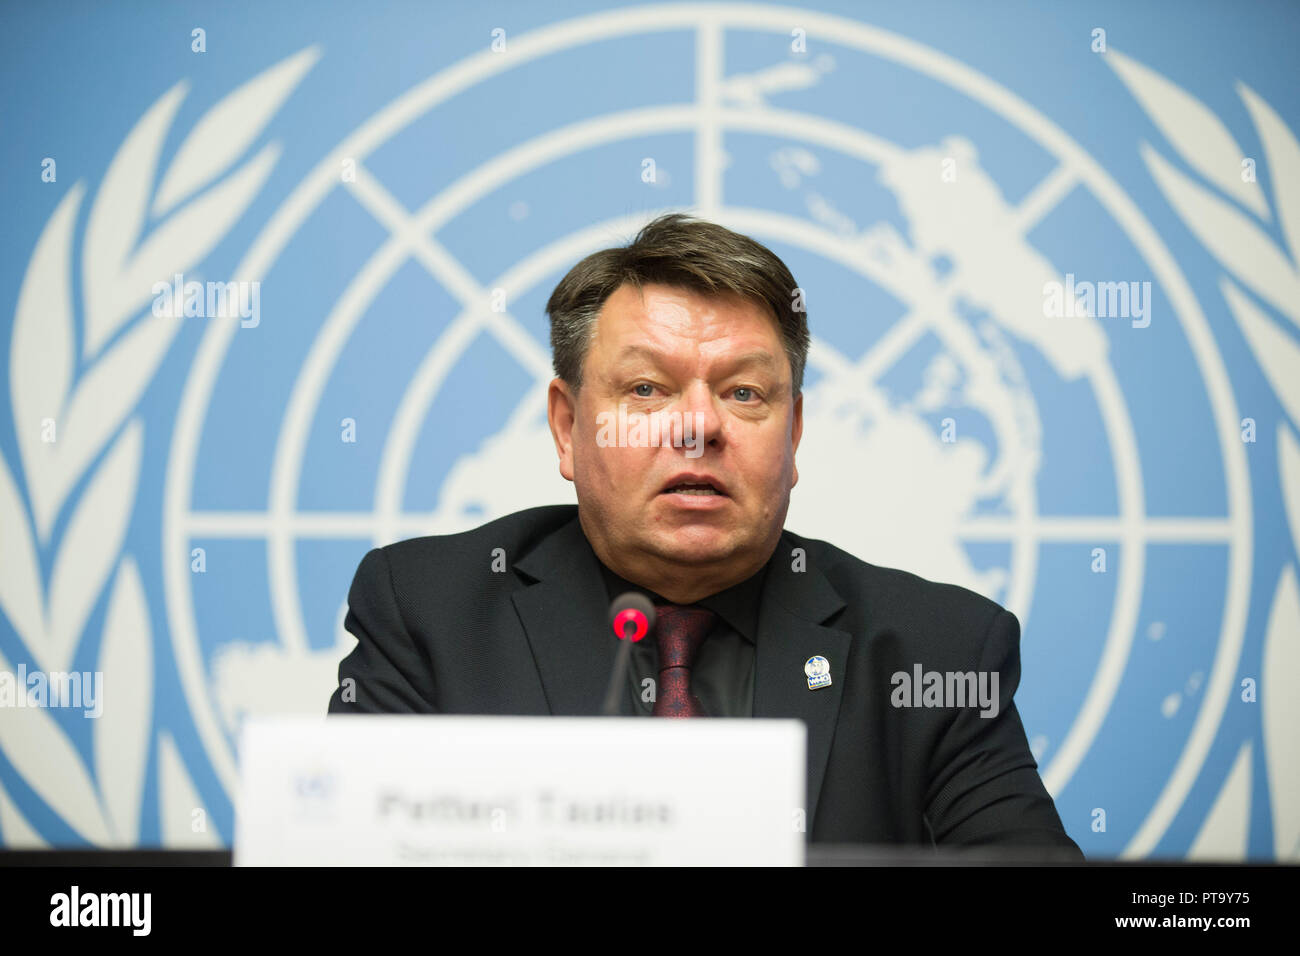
[1,0,1298,860]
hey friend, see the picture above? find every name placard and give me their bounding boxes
[234,716,806,866]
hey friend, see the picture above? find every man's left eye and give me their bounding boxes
[733,387,756,402]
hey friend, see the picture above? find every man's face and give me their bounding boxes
[548,282,803,597]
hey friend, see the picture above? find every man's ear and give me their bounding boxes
[790,389,803,489]
[547,377,577,482]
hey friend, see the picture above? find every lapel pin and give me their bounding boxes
[805,655,832,690]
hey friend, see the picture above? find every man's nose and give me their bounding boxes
[674,381,723,447]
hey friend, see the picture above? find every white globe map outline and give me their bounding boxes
[161,3,1252,858]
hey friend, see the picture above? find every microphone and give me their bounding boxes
[601,592,656,716]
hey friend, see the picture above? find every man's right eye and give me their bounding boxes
[632,383,655,397]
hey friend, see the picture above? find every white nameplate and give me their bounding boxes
[234,715,806,866]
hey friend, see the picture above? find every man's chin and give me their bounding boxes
[643,528,744,567]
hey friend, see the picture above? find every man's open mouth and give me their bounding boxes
[665,483,721,495]
[661,475,729,497]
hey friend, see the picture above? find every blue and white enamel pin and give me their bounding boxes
[805,655,832,690]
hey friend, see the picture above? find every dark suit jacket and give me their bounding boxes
[328,504,1081,857]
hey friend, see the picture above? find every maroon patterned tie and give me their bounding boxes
[652,604,717,717]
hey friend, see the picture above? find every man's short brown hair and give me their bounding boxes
[545,213,810,393]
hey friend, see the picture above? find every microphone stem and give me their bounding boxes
[601,636,635,716]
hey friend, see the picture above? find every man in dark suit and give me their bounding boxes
[329,212,1081,857]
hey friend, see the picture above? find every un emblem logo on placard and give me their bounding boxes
[3,4,1296,859]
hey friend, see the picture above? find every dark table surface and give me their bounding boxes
[0,846,1270,866]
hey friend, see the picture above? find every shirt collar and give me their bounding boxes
[595,553,770,644]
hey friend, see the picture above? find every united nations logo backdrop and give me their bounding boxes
[2,1,1297,859]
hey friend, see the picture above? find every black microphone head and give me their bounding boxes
[609,591,656,643]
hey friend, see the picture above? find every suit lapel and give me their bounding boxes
[753,537,852,832]
[511,516,618,715]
